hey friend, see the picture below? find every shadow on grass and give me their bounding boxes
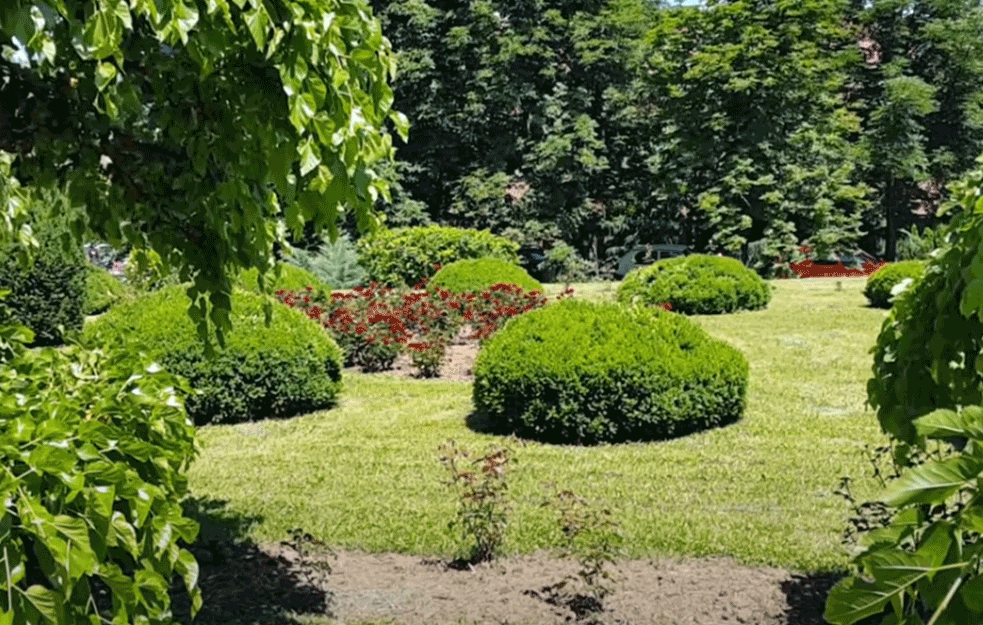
[165,496,335,625]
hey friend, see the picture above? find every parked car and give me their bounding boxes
[517,244,552,283]
[615,244,690,279]
[787,246,885,278]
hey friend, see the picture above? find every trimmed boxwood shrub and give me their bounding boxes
[356,225,520,288]
[472,299,749,444]
[0,190,87,346]
[428,257,543,294]
[616,254,771,315]
[863,260,925,308]
[84,265,135,315]
[81,286,343,425]
[236,263,332,300]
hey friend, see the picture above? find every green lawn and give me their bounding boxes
[185,276,891,574]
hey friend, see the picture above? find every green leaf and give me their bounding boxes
[881,456,983,507]
[95,62,117,92]
[915,408,983,441]
[961,574,983,612]
[244,4,270,52]
[389,110,409,142]
[173,0,199,45]
[23,585,64,624]
[961,279,983,319]
[110,512,139,556]
[824,575,894,625]
[297,137,321,176]
[28,444,76,476]
[83,9,121,60]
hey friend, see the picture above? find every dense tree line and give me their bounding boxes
[366,0,983,276]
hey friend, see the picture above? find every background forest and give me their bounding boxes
[342,0,983,278]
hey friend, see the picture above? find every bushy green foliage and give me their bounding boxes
[896,224,952,261]
[236,263,332,300]
[544,242,593,284]
[428,257,543,295]
[862,260,925,309]
[283,233,368,290]
[356,226,520,287]
[123,247,184,292]
[868,159,983,450]
[81,286,343,426]
[472,299,749,444]
[0,189,87,346]
[616,254,771,315]
[84,265,135,315]
[0,300,203,624]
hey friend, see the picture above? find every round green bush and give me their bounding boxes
[236,263,332,300]
[81,286,343,425]
[0,189,87,346]
[863,260,925,308]
[472,299,749,444]
[428,257,543,294]
[616,254,771,315]
[356,225,520,288]
[84,265,135,315]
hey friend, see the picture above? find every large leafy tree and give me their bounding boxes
[0,0,406,353]
[369,0,663,273]
[846,0,983,260]
[640,0,871,273]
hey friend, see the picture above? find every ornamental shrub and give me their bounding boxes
[84,265,136,315]
[862,260,925,309]
[0,188,87,346]
[616,254,771,315]
[236,263,332,300]
[0,297,204,624]
[472,299,749,444]
[868,157,983,452]
[283,232,368,289]
[428,257,543,295]
[81,286,343,426]
[356,225,520,288]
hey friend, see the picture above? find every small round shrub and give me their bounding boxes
[472,299,749,444]
[84,265,135,315]
[237,263,332,300]
[81,286,343,425]
[428,257,543,295]
[0,189,87,346]
[356,225,520,288]
[863,260,925,308]
[616,254,771,315]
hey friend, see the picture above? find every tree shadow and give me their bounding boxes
[164,496,336,625]
[780,570,883,625]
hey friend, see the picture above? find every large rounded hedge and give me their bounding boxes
[617,254,771,315]
[81,286,343,425]
[472,299,749,444]
[863,260,925,309]
[428,257,543,294]
[356,226,520,288]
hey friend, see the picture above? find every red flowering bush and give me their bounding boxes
[275,267,575,378]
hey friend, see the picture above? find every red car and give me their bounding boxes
[787,246,885,278]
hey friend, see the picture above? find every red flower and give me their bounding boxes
[354,324,368,335]
[306,286,313,292]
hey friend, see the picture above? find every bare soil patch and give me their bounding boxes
[168,538,841,625]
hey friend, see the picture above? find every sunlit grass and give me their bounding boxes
[185,276,891,574]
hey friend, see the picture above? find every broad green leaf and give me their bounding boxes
[880,456,983,507]
[28,444,76,475]
[110,512,139,556]
[389,110,409,142]
[244,4,270,52]
[960,574,983,612]
[915,522,955,573]
[173,0,199,44]
[82,9,121,60]
[915,408,983,441]
[297,137,321,176]
[95,62,116,92]
[961,279,983,319]
[23,585,64,624]
[824,575,894,625]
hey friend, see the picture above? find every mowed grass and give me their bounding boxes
[185,276,892,574]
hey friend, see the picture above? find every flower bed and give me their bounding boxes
[275,266,575,378]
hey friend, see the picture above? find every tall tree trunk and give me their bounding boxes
[885,176,899,261]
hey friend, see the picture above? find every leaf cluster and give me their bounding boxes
[0,307,203,624]
[864,260,926,309]
[428,257,542,296]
